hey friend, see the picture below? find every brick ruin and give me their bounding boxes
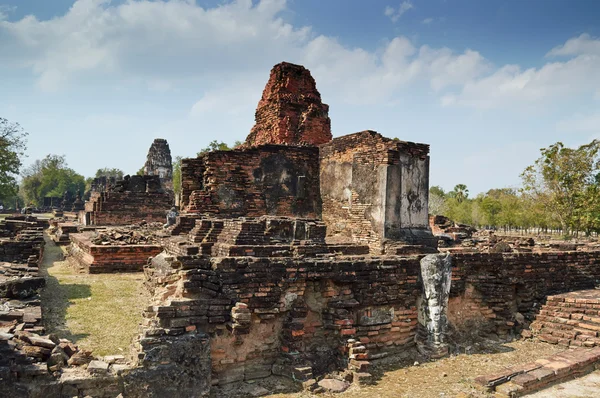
[320,131,435,254]
[67,232,162,273]
[80,174,173,226]
[144,138,173,190]
[244,62,331,147]
[4,62,600,397]
[180,145,321,218]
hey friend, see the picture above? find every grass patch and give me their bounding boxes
[40,236,149,356]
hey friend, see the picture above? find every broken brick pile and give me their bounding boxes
[528,289,600,347]
[47,222,79,245]
[0,329,91,378]
[244,62,332,147]
[89,222,163,246]
[475,346,600,397]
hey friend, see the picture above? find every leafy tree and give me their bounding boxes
[428,186,446,215]
[449,184,469,203]
[429,185,445,198]
[0,118,28,204]
[20,154,85,207]
[521,140,600,233]
[95,168,124,180]
[197,140,242,156]
[172,156,183,196]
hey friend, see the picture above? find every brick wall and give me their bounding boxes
[181,145,321,218]
[141,249,600,385]
[451,251,600,336]
[82,191,173,226]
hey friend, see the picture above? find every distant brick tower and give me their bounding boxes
[144,138,173,190]
[244,62,332,147]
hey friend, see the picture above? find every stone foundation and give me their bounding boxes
[68,233,162,273]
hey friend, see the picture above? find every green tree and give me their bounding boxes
[449,184,469,203]
[95,168,124,180]
[197,140,242,156]
[0,118,28,204]
[20,154,85,207]
[521,140,600,234]
[172,156,183,196]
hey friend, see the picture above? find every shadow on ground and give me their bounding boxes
[39,235,91,343]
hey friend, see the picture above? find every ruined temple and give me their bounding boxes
[244,62,332,147]
[144,138,173,189]
[8,62,600,397]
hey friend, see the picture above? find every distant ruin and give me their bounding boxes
[144,138,173,189]
[80,175,173,226]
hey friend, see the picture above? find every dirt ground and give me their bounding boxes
[39,235,148,356]
[213,339,565,398]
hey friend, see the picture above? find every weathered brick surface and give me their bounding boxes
[320,130,433,253]
[141,245,600,385]
[68,233,162,273]
[143,253,422,384]
[529,289,600,347]
[181,145,321,218]
[83,191,173,226]
[49,222,79,245]
[452,251,600,336]
[475,346,600,397]
[244,62,331,147]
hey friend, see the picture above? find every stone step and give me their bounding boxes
[475,347,600,397]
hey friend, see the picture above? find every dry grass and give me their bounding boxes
[40,236,149,356]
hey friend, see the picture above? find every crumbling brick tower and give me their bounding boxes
[144,138,173,190]
[244,62,332,147]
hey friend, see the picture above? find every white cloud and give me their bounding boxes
[0,5,15,20]
[442,36,600,109]
[0,0,488,106]
[422,18,433,24]
[0,0,493,105]
[384,1,414,23]
[0,0,309,91]
[1,0,598,116]
[547,34,600,57]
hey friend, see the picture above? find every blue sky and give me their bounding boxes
[1,0,600,195]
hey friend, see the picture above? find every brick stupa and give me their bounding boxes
[244,62,332,147]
